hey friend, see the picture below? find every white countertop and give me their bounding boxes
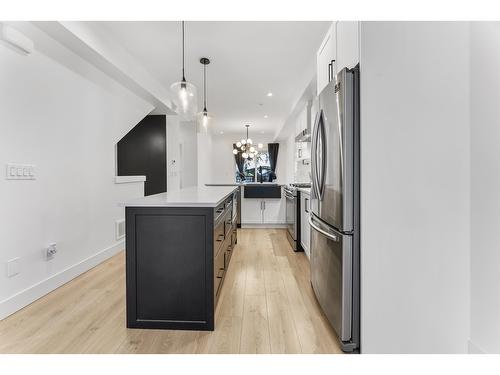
[121,186,237,208]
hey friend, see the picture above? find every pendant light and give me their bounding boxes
[170,21,197,119]
[197,57,212,131]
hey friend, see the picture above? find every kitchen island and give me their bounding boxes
[123,186,238,331]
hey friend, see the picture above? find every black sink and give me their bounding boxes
[243,184,281,198]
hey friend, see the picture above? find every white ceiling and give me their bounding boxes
[90,21,330,136]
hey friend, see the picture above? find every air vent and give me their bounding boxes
[115,219,125,240]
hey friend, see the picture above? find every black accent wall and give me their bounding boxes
[117,115,166,196]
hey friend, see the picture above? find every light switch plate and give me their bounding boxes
[6,163,35,180]
[7,258,20,278]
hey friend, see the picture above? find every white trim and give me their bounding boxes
[114,175,146,184]
[0,241,124,320]
[241,223,287,229]
[468,340,486,354]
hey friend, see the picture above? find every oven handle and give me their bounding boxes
[309,216,339,242]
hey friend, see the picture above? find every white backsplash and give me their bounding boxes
[295,141,311,183]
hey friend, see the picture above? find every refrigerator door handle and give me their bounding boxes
[309,216,339,242]
[311,111,321,199]
[317,111,327,199]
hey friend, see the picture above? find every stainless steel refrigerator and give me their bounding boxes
[309,65,360,353]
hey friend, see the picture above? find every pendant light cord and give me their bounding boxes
[203,63,207,110]
[182,21,186,81]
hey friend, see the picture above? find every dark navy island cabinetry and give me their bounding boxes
[123,186,238,331]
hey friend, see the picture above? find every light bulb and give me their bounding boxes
[258,143,263,149]
[247,138,253,145]
[170,80,197,119]
[236,141,242,148]
[202,113,208,128]
[241,145,246,151]
[249,146,255,153]
[233,149,238,155]
[242,152,248,159]
[241,139,247,145]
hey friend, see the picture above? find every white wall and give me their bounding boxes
[197,128,214,186]
[167,117,198,191]
[359,22,471,353]
[0,23,152,318]
[469,22,500,354]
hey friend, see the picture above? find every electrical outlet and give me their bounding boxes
[46,243,57,260]
[6,258,20,278]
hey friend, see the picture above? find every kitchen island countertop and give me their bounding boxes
[121,185,237,208]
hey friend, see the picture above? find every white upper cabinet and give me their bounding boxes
[335,21,359,74]
[316,21,359,95]
[295,103,310,137]
[316,22,336,96]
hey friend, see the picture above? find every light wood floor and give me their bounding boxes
[0,229,342,354]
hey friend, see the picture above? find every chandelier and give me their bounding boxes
[232,124,264,159]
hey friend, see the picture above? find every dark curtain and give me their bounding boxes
[268,143,279,182]
[233,144,245,180]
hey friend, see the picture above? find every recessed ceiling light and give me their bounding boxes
[220,131,224,135]
[264,115,269,119]
[260,131,265,134]
[267,92,273,97]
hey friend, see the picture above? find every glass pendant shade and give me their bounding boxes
[242,152,248,159]
[171,80,197,120]
[247,138,253,145]
[236,141,242,148]
[197,109,213,132]
[233,149,238,155]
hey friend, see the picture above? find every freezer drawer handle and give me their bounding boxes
[308,217,339,242]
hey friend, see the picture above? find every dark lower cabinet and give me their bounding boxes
[125,194,237,331]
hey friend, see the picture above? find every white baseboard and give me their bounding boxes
[0,241,124,320]
[241,223,287,229]
[468,340,486,354]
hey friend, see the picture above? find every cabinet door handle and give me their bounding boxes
[262,201,265,210]
[305,198,309,213]
[328,62,332,82]
[330,59,336,82]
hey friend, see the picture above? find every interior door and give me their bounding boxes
[309,214,352,342]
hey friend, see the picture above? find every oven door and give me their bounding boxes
[285,190,296,240]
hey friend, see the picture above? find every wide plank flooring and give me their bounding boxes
[0,229,342,354]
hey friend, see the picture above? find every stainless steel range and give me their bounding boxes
[285,183,311,251]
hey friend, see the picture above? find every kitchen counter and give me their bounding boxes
[206,182,284,186]
[122,186,237,207]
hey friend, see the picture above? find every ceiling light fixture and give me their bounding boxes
[264,115,269,119]
[170,21,197,119]
[233,125,263,159]
[197,57,212,130]
[267,92,273,97]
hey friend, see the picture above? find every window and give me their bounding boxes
[236,151,272,182]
